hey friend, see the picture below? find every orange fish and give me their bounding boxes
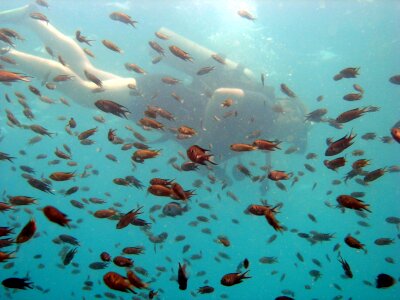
[0,251,15,263]
[211,53,226,64]
[391,127,400,143]
[94,209,117,219]
[336,107,377,123]
[333,67,360,80]
[264,207,284,232]
[127,270,148,289]
[325,131,356,156]
[247,204,270,216]
[49,171,75,181]
[336,195,371,212]
[340,67,360,78]
[344,235,366,253]
[138,118,164,130]
[147,184,172,197]
[161,76,181,85]
[109,12,137,27]
[16,219,36,244]
[217,236,230,247]
[124,63,146,74]
[363,168,387,183]
[30,12,49,24]
[0,70,31,82]
[268,170,292,181]
[169,45,193,62]
[155,31,169,40]
[230,143,257,152]
[148,41,165,56]
[178,126,197,136]
[324,157,346,171]
[132,149,160,163]
[170,182,194,201]
[103,272,136,293]
[102,40,122,53]
[253,139,281,151]
[149,178,174,186]
[237,10,256,21]
[187,145,217,166]
[221,98,233,107]
[343,93,363,101]
[221,271,251,286]
[116,207,143,229]
[352,159,370,169]
[43,206,71,227]
[108,129,116,142]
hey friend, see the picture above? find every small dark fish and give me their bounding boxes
[388,75,400,85]
[337,252,353,278]
[385,217,400,225]
[63,247,78,265]
[296,252,304,262]
[280,83,296,98]
[27,177,53,194]
[307,213,317,223]
[376,273,396,288]
[267,234,278,244]
[95,100,130,118]
[197,66,215,76]
[75,30,94,46]
[65,186,79,196]
[178,262,188,290]
[59,234,79,246]
[374,238,394,246]
[30,12,49,24]
[2,277,33,289]
[89,262,108,270]
[243,258,250,269]
[198,285,214,294]
[84,70,102,87]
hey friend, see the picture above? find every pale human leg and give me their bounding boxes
[0,3,121,80]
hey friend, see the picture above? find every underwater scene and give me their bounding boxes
[0,0,399,299]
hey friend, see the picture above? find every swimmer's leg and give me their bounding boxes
[0,3,119,81]
[6,48,138,110]
[6,48,93,101]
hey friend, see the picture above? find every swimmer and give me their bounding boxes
[0,3,308,187]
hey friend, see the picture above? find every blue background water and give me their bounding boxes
[1,0,399,299]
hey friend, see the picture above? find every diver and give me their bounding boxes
[0,3,308,190]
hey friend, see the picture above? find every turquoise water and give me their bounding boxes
[1,0,399,299]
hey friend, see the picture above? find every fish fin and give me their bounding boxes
[128,288,137,294]
[206,155,218,165]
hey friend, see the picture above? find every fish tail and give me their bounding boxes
[241,270,251,279]
[128,287,137,294]
[206,155,217,165]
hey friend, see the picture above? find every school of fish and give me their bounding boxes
[0,1,399,300]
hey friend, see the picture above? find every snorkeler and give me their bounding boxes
[0,3,308,185]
